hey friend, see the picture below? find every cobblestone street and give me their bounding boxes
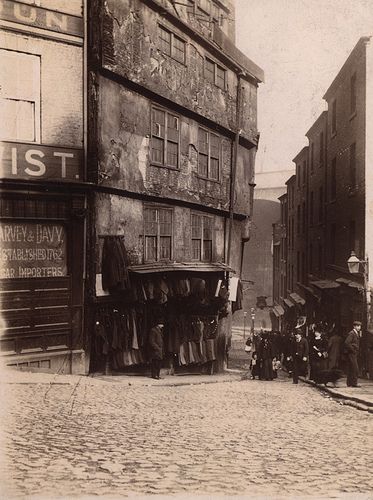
[1,374,372,499]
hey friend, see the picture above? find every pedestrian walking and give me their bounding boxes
[328,329,343,369]
[309,328,328,381]
[292,331,309,384]
[257,331,274,380]
[148,319,165,380]
[344,320,362,387]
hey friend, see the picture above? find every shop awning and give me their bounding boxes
[299,284,321,301]
[290,292,306,305]
[272,304,285,317]
[283,298,294,308]
[128,262,235,274]
[335,277,364,291]
[310,280,340,290]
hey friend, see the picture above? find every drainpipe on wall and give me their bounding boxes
[227,73,243,267]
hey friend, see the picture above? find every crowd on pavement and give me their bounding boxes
[244,320,364,387]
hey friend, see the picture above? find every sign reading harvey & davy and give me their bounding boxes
[0,141,83,182]
[0,0,83,38]
[0,222,67,279]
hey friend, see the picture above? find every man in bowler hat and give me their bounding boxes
[344,320,362,387]
[292,330,309,384]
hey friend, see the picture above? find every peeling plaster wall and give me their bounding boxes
[98,76,242,212]
[100,0,258,143]
[95,193,228,267]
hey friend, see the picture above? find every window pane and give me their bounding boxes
[159,209,172,235]
[159,26,171,56]
[203,216,212,239]
[198,0,210,14]
[212,2,220,20]
[198,128,209,154]
[151,137,164,164]
[160,236,171,259]
[205,59,215,83]
[216,65,225,89]
[198,153,208,177]
[173,35,185,63]
[145,208,158,235]
[191,214,201,238]
[210,158,219,180]
[0,98,35,141]
[192,239,201,260]
[203,239,212,261]
[167,141,178,167]
[167,114,179,142]
[152,108,165,137]
[145,236,157,262]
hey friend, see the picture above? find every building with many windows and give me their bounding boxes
[87,0,264,374]
[273,37,373,378]
[0,0,87,373]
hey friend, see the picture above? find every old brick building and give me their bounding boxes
[273,37,373,377]
[87,0,264,374]
[0,0,87,373]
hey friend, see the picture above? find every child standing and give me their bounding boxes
[272,357,281,379]
[250,351,260,380]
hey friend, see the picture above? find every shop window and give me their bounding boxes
[204,57,226,89]
[197,128,220,180]
[158,25,186,64]
[191,213,213,261]
[0,49,40,142]
[144,207,173,262]
[151,107,179,168]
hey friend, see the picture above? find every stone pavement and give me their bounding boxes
[300,375,373,413]
[0,368,372,499]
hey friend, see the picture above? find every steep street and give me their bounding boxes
[1,374,372,499]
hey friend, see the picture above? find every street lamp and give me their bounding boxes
[347,250,370,329]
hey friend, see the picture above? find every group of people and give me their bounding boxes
[246,320,363,387]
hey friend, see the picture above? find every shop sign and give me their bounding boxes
[0,141,83,182]
[0,222,67,279]
[0,0,83,37]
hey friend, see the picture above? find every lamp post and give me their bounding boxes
[347,251,370,329]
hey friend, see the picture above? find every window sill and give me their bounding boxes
[151,163,180,171]
[159,50,186,67]
[195,174,221,184]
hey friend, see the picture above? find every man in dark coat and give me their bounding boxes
[292,331,309,384]
[148,320,164,379]
[344,320,362,387]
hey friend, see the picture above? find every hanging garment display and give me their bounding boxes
[101,236,131,292]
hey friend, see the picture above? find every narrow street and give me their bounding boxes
[1,374,372,499]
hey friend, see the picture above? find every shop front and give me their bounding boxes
[0,142,86,374]
[90,241,240,376]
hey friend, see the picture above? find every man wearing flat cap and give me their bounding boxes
[344,320,362,387]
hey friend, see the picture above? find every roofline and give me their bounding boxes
[305,111,327,137]
[323,36,371,101]
[285,174,296,185]
[292,146,309,163]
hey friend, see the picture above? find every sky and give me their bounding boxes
[235,0,373,173]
